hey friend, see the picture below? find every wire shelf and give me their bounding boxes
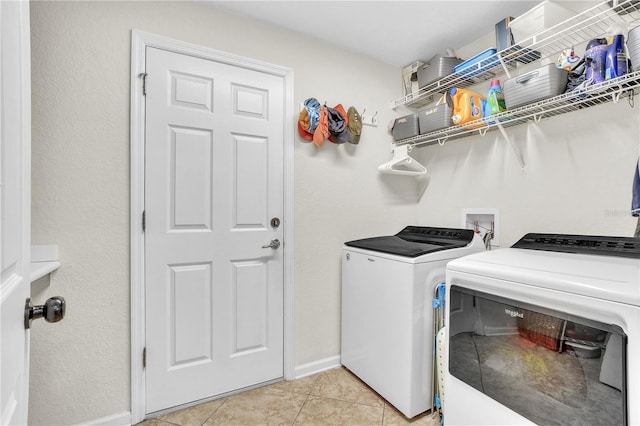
[395,70,640,148]
[392,0,640,110]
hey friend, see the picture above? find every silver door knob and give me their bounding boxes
[261,239,280,249]
[24,296,66,329]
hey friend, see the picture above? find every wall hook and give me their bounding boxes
[362,108,378,127]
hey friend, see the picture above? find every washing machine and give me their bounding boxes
[444,233,640,426]
[341,226,484,418]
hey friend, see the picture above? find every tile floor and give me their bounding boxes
[138,366,441,426]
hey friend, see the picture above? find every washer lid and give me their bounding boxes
[344,226,476,258]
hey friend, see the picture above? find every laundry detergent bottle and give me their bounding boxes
[605,33,628,80]
[486,79,506,115]
[449,87,485,128]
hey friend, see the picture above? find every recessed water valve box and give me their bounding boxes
[461,208,500,248]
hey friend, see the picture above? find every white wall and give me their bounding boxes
[29,1,416,424]
[413,99,639,242]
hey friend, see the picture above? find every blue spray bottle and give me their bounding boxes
[605,33,628,80]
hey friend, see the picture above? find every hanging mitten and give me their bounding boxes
[313,106,329,147]
[327,105,349,144]
[347,106,362,145]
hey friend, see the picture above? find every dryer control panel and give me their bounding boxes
[512,233,640,259]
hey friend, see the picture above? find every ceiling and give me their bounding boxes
[205,1,544,67]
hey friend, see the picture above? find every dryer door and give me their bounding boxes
[448,285,627,426]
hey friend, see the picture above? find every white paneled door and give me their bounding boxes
[0,1,31,424]
[144,47,285,413]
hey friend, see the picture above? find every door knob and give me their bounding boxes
[24,296,66,329]
[261,239,281,249]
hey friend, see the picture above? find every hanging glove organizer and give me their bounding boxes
[297,98,363,146]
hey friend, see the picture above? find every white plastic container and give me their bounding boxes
[628,26,640,71]
[509,1,574,43]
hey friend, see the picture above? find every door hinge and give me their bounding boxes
[139,72,147,96]
[142,210,146,233]
[142,347,146,369]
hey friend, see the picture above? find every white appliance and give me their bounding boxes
[444,233,640,426]
[341,226,484,418]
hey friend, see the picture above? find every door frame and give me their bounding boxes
[129,30,295,424]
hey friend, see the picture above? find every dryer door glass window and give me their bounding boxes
[449,285,627,426]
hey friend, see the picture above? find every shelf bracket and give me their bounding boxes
[533,114,543,123]
[478,127,489,137]
[496,122,526,172]
[497,54,512,80]
[438,137,448,146]
[612,89,622,104]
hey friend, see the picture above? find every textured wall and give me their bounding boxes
[414,99,639,242]
[29,1,414,424]
[30,2,133,424]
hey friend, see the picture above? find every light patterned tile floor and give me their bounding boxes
[138,367,441,426]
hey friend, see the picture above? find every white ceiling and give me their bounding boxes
[205,1,543,67]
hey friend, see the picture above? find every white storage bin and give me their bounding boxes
[510,1,574,43]
[628,26,640,71]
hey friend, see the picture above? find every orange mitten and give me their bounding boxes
[313,106,329,147]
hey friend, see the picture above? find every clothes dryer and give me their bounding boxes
[444,233,640,426]
[341,226,484,418]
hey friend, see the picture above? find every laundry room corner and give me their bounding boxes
[27,0,640,424]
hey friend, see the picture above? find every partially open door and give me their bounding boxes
[1,1,32,424]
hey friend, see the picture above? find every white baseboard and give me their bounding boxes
[74,411,131,426]
[294,355,342,379]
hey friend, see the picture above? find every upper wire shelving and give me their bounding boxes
[392,0,640,112]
